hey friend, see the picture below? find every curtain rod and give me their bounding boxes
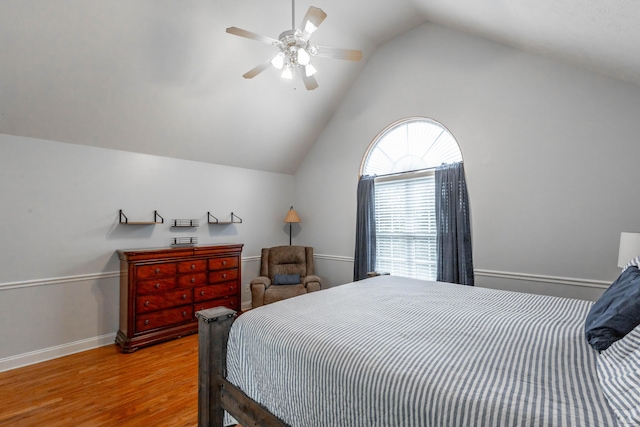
[360,161,462,180]
[361,167,435,180]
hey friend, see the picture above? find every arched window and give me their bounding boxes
[361,118,463,280]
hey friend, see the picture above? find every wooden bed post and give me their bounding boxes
[196,306,237,427]
[197,307,291,427]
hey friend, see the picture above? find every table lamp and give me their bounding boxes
[617,232,640,268]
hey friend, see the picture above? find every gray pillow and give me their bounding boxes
[273,274,301,285]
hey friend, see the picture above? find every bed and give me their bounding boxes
[196,274,640,427]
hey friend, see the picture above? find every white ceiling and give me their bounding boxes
[1,0,639,174]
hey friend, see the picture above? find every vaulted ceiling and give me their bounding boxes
[1,0,639,174]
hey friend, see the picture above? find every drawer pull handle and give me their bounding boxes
[182,294,187,299]
[155,283,160,289]
[144,319,150,325]
[145,301,150,306]
[222,261,227,266]
[191,277,196,283]
[191,264,196,270]
[200,291,205,296]
[155,268,160,274]
[222,273,227,279]
[182,311,187,317]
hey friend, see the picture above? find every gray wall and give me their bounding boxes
[4,21,640,370]
[0,134,294,369]
[295,23,640,299]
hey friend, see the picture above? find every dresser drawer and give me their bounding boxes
[194,296,239,315]
[178,259,207,274]
[209,269,238,283]
[136,306,193,333]
[208,257,238,271]
[136,262,177,280]
[136,289,193,313]
[136,277,177,295]
[194,282,238,302]
[178,272,207,288]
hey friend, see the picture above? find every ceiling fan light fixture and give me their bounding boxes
[281,65,294,80]
[297,48,311,65]
[305,64,317,77]
[271,52,285,69]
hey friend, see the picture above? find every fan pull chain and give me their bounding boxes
[291,0,295,30]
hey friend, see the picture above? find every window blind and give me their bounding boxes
[374,173,437,281]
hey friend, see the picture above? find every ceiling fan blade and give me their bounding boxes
[301,72,319,91]
[313,45,363,61]
[299,7,327,40]
[242,60,273,79]
[226,27,278,45]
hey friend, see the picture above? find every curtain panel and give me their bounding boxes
[435,162,474,285]
[353,175,376,281]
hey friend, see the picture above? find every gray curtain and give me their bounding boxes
[435,162,474,285]
[353,175,376,281]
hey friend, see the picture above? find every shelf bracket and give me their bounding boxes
[207,212,219,224]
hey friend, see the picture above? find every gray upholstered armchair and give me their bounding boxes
[250,246,322,308]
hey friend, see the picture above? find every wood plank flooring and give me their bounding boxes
[0,334,202,426]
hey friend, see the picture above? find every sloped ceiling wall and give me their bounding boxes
[1,0,639,174]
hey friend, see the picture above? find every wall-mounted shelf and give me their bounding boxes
[171,219,200,227]
[171,237,198,246]
[119,210,164,225]
[208,212,242,225]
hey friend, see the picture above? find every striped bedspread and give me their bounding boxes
[226,276,617,426]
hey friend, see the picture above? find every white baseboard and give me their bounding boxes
[0,332,117,373]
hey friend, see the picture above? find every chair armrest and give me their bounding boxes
[303,274,321,292]
[250,276,272,288]
[250,276,271,308]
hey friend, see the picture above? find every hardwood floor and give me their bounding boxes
[0,334,201,426]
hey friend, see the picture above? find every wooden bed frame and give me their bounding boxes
[196,307,289,427]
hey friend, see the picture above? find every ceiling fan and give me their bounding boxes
[226,0,363,90]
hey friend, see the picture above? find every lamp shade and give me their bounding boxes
[617,232,640,267]
[284,206,301,223]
